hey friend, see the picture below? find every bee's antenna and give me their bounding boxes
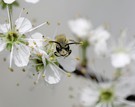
[49,41,62,46]
[66,42,81,46]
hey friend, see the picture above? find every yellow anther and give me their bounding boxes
[67,73,71,77]
[75,57,80,61]
[30,46,34,48]
[44,38,47,42]
[37,53,43,57]
[80,41,84,45]
[33,42,36,45]
[81,68,87,74]
[42,74,45,78]
[49,57,54,61]
[9,67,14,72]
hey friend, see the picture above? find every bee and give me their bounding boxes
[50,34,80,57]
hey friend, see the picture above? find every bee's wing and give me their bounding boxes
[57,56,77,72]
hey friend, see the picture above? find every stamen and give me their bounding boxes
[52,26,58,39]
[3,58,6,62]
[9,45,14,68]
[25,38,44,41]
[16,10,29,31]
[9,67,14,72]
[35,72,42,84]
[19,8,25,18]
[27,21,49,33]
[7,5,12,30]
[16,83,20,87]
[22,68,26,72]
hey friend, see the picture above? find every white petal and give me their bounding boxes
[68,18,92,38]
[44,63,64,84]
[15,17,32,34]
[80,87,99,107]
[57,56,77,72]
[0,38,6,52]
[25,0,39,4]
[13,43,30,67]
[0,24,10,34]
[116,75,135,98]
[95,103,103,107]
[3,0,15,4]
[28,32,43,48]
[94,41,108,56]
[111,52,131,68]
[90,26,110,45]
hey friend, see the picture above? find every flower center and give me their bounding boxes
[5,31,28,51]
[99,89,114,102]
[34,55,44,72]
[7,32,19,43]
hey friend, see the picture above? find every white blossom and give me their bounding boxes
[25,0,39,4]
[0,8,47,68]
[29,34,77,84]
[89,26,110,56]
[3,0,39,4]
[109,30,135,68]
[3,0,15,4]
[68,18,92,39]
[80,81,135,107]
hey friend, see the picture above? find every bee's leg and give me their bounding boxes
[54,52,61,57]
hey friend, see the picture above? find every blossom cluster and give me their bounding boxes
[0,0,79,85]
[68,18,135,107]
[0,1,135,107]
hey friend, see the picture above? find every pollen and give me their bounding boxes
[80,41,84,45]
[49,56,54,61]
[67,73,71,77]
[81,68,87,74]
[37,53,43,57]
[42,74,45,78]
[75,57,80,61]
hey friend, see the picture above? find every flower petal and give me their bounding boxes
[111,52,131,68]
[28,32,43,48]
[80,87,99,107]
[0,38,6,52]
[15,17,32,34]
[94,41,108,56]
[3,0,15,4]
[68,18,92,38]
[57,56,77,72]
[13,43,30,67]
[0,24,10,34]
[90,26,110,45]
[44,63,64,84]
[25,0,39,4]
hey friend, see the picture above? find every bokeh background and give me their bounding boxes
[0,0,135,107]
